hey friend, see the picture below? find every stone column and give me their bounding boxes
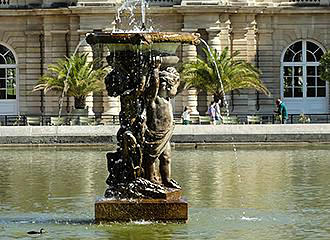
[207,29,221,53]
[245,17,257,65]
[245,16,259,113]
[181,40,199,115]
[218,16,233,113]
[89,43,104,118]
[90,42,121,118]
[102,95,121,116]
[65,17,79,114]
[43,17,56,115]
[219,14,232,52]
[207,29,221,107]
[100,50,121,118]
[182,43,198,62]
[75,32,97,117]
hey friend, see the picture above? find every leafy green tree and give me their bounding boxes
[319,50,330,83]
[182,47,270,105]
[34,53,108,109]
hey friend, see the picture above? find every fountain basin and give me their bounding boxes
[87,31,200,55]
[86,31,200,46]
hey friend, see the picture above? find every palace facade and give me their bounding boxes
[1,0,330,119]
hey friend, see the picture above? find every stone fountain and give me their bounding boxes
[86,31,199,223]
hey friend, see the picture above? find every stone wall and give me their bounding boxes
[1,125,330,144]
[1,3,330,117]
[0,10,80,116]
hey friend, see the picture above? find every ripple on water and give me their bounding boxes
[1,146,330,239]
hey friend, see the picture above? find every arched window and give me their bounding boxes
[281,40,328,114]
[0,44,17,100]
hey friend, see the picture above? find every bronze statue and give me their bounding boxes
[105,51,148,185]
[104,54,181,197]
[87,30,200,223]
[85,32,200,198]
[143,62,181,189]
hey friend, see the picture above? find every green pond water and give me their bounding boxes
[1,144,330,239]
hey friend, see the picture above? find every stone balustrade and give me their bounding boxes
[281,0,322,5]
[0,0,77,8]
[0,0,10,8]
[179,0,328,6]
[76,0,119,6]
[1,0,328,8]
[146,0,182,6]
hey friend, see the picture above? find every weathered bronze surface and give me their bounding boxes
[104,178,182,200]
[102,34,187,195]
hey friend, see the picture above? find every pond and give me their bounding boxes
[1,144,330,239]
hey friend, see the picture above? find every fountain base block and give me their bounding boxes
[95,197,188,223]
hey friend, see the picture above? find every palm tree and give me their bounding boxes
[320,50,330,83]
[182,47,270,105]
[34,53,108,109]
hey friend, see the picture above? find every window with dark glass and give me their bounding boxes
[0,44,17,100]
[282,40,325,99]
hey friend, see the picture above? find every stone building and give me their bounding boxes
[0,0,329,120]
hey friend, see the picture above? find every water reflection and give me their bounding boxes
[1,145,330,239]
[173,146,330,211]
[0,148,110,215]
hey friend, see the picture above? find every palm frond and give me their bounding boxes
[181,46,270,98]
[33,53,108,98]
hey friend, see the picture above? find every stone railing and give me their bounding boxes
[77,0,118,6]
[77,0,181,6]
[181,0,221,5]
[0,1,77,8]
[146,0,182,6]
[1,0,327,8]
[281,0,321,5]
[181,0,328,6]
[0,0,10,8]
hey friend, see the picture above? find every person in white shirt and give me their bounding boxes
[214,99,223,124]
[181,106,191,125]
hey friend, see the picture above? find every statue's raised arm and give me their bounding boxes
[143,65,181,189]
[145,59,161,103]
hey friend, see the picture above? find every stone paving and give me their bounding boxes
[0,124,330,145]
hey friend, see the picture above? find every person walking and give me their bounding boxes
[214,99,222,124]
[275,98,288,124]
[208,101,216,125]
[181,106,191,125]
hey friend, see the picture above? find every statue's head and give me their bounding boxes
[159,67,180,97]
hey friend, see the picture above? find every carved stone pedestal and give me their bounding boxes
[95,189,188,223]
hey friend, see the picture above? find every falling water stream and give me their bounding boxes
[141,0,146,30]
[199,39,229,115]
[199,39,239,163]
[115,0,150,32]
